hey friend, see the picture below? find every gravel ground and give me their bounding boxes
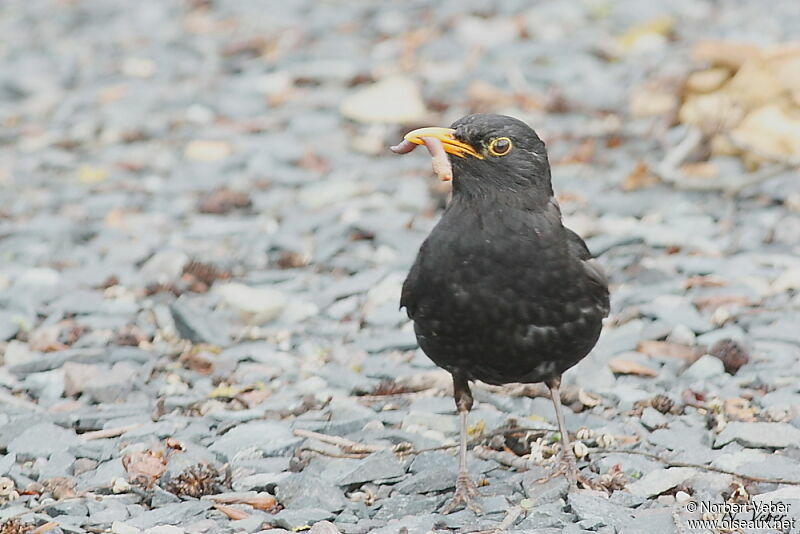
[1,1,800,533]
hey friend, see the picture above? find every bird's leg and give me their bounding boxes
[441,373,482,514]
[541,375,586,489]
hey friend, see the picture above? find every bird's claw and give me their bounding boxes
[538,447,590,490]
[441,472,482,514]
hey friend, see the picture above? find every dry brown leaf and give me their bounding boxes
[684,275,728,288]
[31,524,58,534]
[213,503,249,521]
[724,397,757,421]
[692,40,763,70]
[41,477,77,500]
[679,92,745,133]
[731,104,800,161]
[555,139,596,165]
[630,86,677,117]
[184,140,232,162]
[608,357,658,377]
[679,161,719,179]
[122,451,166,486]
[211,492,278,512]
[693,294,751,312]
[637,341,699,362]
[179,350,215,375]
[685,68,732,94]
[622,161,660,191]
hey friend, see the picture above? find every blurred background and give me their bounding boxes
[1,0,800,532]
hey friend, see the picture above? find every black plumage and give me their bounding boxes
[394,113,609,512]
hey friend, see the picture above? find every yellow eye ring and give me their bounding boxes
[488,137,512,157]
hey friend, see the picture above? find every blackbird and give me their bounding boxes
[391,114,610,513]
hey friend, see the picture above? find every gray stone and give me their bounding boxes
[39,450,76,479]
[394,468,454,494]
[336,451,408,486]
[640,407,668,430]
[139,250,188,285]
[369,513,441,534]
[275,472,348,512]
[209,421,301,461]
[522,470,569,504]
[683,354,725,379]
[372,494,444,520]
[151,485,181,507]
[126,501,213,529]
[7,422,80,460]
[170,298,232,347]
[627,467,697,498]
[0,311,20,341]
[568,493,636,529]
[714,421,800,449]
[46,500,89,517]
[272,508,334,530]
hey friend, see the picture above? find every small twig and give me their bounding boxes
[492,505,525,532]
[595,448,800,486]
[655,127,704,184]
[303,442,371,459]
[81,424,143,441]
[473,445,540,471]
[292,429,385,454]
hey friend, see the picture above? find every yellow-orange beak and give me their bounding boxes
[403,127,484,159]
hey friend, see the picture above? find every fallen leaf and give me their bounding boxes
[638,341,698,362]
[622,161,660,191]
[693,294,751,312]
[467,419,486,437]
[197,187,251,214]
[684,275,728,288]
[679,161,719,179]
[616,16,674,51]
[685,68,732,94]
[184,140,232,162]
[554,139,595,165]
[211,492,278,512]
[608,357,658,377]
[213,503,249,521]
[122,451,166,487]
[208,385,240,399]
[630,85,677,117]
[41,477,76,500]
[78,165,108,184]
[692,40,763,70]
[724,397,757,421]
[32,522,59,534]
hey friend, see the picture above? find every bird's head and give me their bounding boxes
[401,113,553,199]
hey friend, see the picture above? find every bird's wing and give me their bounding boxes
[400,241,426,318]
[565,227,610,317]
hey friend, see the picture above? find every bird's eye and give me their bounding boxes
[488,137,512,156]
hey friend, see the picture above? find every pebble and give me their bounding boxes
[714,421,800,449]
[627,467,697,498]
[683,354,726,379]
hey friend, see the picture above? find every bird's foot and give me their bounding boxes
[538,447,590,490]
[441,472,482,514]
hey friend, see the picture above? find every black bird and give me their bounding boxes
[391,114,610,513]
